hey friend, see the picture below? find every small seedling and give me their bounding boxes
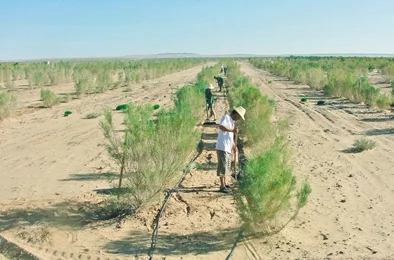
[64,110,72,117]
[116,104,129,111]
[268,80,273,84]
[153,104,160,110]
[317,100,325,105]
[301,98,307,102]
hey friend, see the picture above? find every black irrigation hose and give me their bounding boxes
[225,230,244,260]
[148,141,203,260]
[225,143,246,260]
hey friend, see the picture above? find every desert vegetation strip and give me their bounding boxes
[222,61,311,257]
[250,56,394,109]
[0,58,212,91]
[0,58,213,120]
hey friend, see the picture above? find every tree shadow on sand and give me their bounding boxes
[364,128,394,136]
[0,200,127,233]
[201,132,218,140]
[360,116,394,123]
[104,228,239,257]
[0,201,94,232]
[58,172,118,182]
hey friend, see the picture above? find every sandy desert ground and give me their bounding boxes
[1,61,394,259]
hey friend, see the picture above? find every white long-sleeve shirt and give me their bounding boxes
[215,114,234,153]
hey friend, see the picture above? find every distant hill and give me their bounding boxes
[2,53,394,62]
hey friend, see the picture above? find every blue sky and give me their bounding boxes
[1,0,394,60]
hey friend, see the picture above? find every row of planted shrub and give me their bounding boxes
[224,61,311,235]
[250,57,393,109]
[98,64,220,217]
[0,59,214,121]
[0,58,212,94]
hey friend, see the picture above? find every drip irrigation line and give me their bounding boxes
[148,141,203,260]
[225,230,244,260]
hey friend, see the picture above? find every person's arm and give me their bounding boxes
[232,134,237,153]
[219,125,239,134]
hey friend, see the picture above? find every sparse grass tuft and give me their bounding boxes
[352,138,376,152]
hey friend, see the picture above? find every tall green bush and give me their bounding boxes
[226,61,311,236]
[237,137,311,234]
[100,65,213,213]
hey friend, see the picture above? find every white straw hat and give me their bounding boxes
[206,84,214,89]
[233,106,246,120]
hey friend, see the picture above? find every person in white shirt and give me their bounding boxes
[215,106,246,193]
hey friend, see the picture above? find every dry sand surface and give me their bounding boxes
[1,61,394,259]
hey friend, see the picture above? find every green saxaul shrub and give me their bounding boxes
[96,72,113,93]
[225,61,311,236]
[0,92,17,121]
[317,100,325,105]
[75,78,92,97]
[153,104,160,110]
[376,94,392,110]
[237,138,311,234]
[300,98,307,102]
[100,65,213,214]
[40,89,60,108]
[391,80,394,94]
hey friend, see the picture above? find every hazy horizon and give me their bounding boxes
[2,52,394,62]
[2,0,394,61]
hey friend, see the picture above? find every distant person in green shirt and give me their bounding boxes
[205,84,216,121]
[214,76,224,92]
